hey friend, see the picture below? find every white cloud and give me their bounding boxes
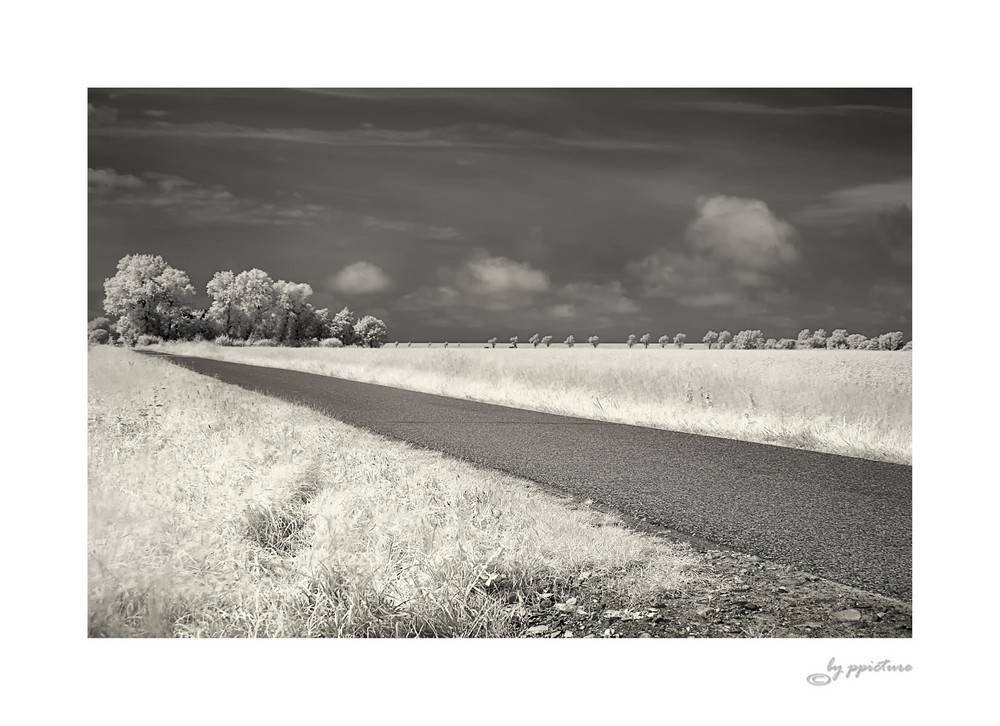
[88,167,144,191]
[461,251,550,295]
[328,261,392,295]
[144,110,169,118]
[794,179,912,227]
[688,195,798,269]
[629,195,799,310]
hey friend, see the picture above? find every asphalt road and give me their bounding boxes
[145,351,912,601]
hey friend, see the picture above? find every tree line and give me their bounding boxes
[88,254,388,348]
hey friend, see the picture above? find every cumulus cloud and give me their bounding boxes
[629,195,799,310]
[461,251,550,295]
[546,281,639,320]
[328,261,392,295]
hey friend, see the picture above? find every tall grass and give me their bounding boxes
[158,342,912,464]
[89,347,705,637]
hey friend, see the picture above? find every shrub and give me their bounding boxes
[250,338,279,347]
[627,334,637,348]
[658,335,669,348]
[777,338,796,349]
[764,338,778,349]
[488,337,497,348]
[320,337,344,348]
[878,331,905,351]
[509,336,518,348]
[214,335,240,347]
[541,335,553,347]
[673,333,687,348]
[588,335,600,348]
[846,334,868,349]
[88,328,110,346]
[902,340,913,350]
[564,335,575,347]
[136,334,163,346]
[732,330,763,350]
[826,329,849,349]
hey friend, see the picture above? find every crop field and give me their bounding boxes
[156,342,912,464]
[88,346,708,637]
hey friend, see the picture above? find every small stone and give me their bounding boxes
[638,632,652,638]
[526,625,550,635]
[875,612,886,620]
[831,609,862,622]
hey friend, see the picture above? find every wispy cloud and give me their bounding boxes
[670,100,912,118]
[793,179,912,227]
[88,168,330,226]
[144,109,169,118]
[362,215,463,241]
[87,103,118,125]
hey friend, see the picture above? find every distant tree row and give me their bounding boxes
[90,254,388,348]
[700,328,911,350]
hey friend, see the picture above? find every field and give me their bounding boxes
[156,342,912,464]
[88,346,710,637]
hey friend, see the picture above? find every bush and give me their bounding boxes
[88,329,110,346]
[588,336,600,348]
[902,340,913,350]
[214,335,239,347]
[509,336,519,348]
[732,330,763,350]
[878,331,905,351]
[564,335,575,347]
[319,337,344,348]
[488,337,497,348]
[826,329,849,349]
[136,334,163,346]
[764,338,778,349]
[776,338,796,350]
[717,331,732,348]
[250,338,279,347]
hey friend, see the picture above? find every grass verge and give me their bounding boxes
[88,346,708,637]
[154,342,911,464]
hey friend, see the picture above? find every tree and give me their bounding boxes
[88,317,117,344]
[811,329,829,349]
[564,335,575,347]
[640,333,651,348]
[658,335,670,348]
[732,330,763,350]
[878,331,905,351]
[703,331,719,349]
[796,329,813,349]
[271,280,317,345]
[764,338,778,349]
[103,254,196,344]
[826,329,849,349]
[902,340,913,350]
[541,335,553,347]
[353,315,388,347]
[88,328,110,345]
[626,334,636,348]
[673,333,687,348]
[206,270,238,338]
[776,338,796,349]
[488,337,497,348]
[717,331,732,349]
[529,333,541,347]
[846,334,868,350]
[510,335,519,348]
[588,335,600,348]
[330,307,358,346]
[229,268,277,340]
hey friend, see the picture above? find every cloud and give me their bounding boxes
[88,167,144,191]
[629,195,799,311]
[88,169,329,226]
[461,251,550,295]
[144,109,169,118]
[793,179,912,227]
[363,215,463,241]
[671,100,911,118]
[328,261,392,295]
[546,281,639,320]
[687,195,798,269]
[87,103,118,124]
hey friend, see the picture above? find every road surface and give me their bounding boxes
[144,351,912,601]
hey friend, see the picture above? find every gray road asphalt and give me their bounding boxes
[144,351,912,601]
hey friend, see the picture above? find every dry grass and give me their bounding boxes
[157,342,912,464]
[88,346,706,637]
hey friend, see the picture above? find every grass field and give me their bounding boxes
[156,341,912,464]
[88,346,707,637]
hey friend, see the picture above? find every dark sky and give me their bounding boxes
[88,88,911,341]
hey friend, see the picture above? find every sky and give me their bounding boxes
[87,88,911,342]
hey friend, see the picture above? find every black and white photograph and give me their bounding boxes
[86,87,913,641]
[13,1,996,720]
